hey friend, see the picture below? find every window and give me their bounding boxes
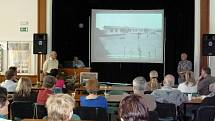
[0,41,37,75]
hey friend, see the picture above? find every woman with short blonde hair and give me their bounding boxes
[14,77,37,102]
[46,94,75,121]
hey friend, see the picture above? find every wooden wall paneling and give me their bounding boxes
[38,0,46,82]
[200,0,209,69]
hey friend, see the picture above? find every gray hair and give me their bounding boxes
[42,75,56,88]
[132,76,146,92]
[163,74,175,87]
[209,82,215,93]
[46,94,75,121]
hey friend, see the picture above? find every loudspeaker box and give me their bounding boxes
[33,33,47,54]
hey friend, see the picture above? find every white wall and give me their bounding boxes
[0,0,38,74]
[194,0,201,79]
[46,0,52,53]
[0,0,38,41]
[209,0,215,76]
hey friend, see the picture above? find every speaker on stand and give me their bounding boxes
[33,33,47,54]
[33,33,47,85]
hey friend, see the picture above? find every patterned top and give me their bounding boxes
[178,82,197,93]
[151,86,187,106]
[43,58,59,73]
[177,60,192,73]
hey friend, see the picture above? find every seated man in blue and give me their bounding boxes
[80,79,107,110]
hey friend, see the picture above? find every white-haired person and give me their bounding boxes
[132,76,156,111]
[152,74,187,106]
[201,82,215,106]
[46,94,75,121]
[43,51,59,75]
[178,71,197,94]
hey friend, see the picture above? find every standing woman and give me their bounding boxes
[13,77,38,102]
[43,51,59,75]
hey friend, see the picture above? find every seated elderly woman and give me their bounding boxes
[178,71,197,93]
[119,94,149,121]
[46,94,75,121]
[80,79,107,109]
[0,87,10,120]
[152,74,187,106]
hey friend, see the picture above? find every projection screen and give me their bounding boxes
[91,9,164,63]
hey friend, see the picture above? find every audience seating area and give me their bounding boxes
[1,72,214,121]
[4,83,213,121]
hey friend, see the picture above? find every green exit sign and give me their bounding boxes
[20,27,28,32]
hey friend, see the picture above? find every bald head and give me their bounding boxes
[163,74,175,87]
[132,76,146,94]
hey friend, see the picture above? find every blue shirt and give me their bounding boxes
[80,96,108,109]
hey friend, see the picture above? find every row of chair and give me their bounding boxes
[10,101,47,120]
[10,101,215,121]
[155,102,215,121]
